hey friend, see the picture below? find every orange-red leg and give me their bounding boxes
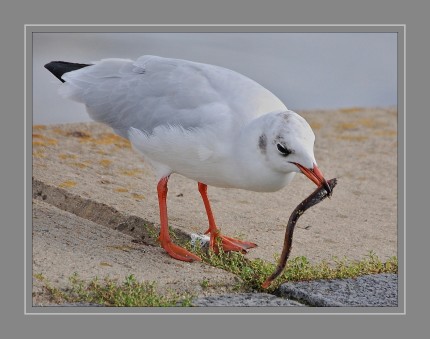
[157,176,201,262]
[198,182,257,253]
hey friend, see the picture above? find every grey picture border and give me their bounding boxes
[25,25,404,316]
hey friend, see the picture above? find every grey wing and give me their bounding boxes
[60,55,286,139]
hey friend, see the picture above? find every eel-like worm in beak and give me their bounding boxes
[262,178,338,289]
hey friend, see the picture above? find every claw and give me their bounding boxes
[206,230,257,253]
[161,240,202,262]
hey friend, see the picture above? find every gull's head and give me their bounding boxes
[259,110,331,194]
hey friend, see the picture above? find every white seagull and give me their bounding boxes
[45,55,331,262]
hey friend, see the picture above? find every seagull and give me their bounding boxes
[45,55,331,262]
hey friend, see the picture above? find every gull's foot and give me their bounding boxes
[207,232,257,253]
[160,240,202,262]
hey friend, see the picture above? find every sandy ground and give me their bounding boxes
[32,199,239,305]
[32,107,398,302]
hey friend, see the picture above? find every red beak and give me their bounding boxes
[293,162,332,195]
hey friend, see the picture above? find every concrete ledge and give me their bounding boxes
[32,199,240,305]
[278,274,398,307]
[192,293,305,307]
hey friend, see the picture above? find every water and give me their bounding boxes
[33,32,397,125]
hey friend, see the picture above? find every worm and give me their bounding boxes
[262,178,338,289]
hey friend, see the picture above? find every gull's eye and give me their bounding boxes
[277,143,292,156]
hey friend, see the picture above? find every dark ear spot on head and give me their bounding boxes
[258,134,267,154]
[277,111,292,122]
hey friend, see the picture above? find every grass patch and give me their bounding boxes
[114,187,129,193]
[69,161,90,169]
[99,159,112,167]
[336,122,358,131]
[375,130,397,137]
[58,153,77,160]
[142,223,159,240]
[200,279,210,289]
[188,243,397,293]
[120,168,145,177]
[335,135,368,142]
[131,193,145,200]
[34,249,397,306]
[338,107,363,114]
[32,135,58,147]
[33,150,46,158]
[309,122,322,130]
[36,273,194,307]
[58,180,77,188]
[79,133,131,148]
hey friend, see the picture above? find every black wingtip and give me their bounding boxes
[44,61,92,83]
